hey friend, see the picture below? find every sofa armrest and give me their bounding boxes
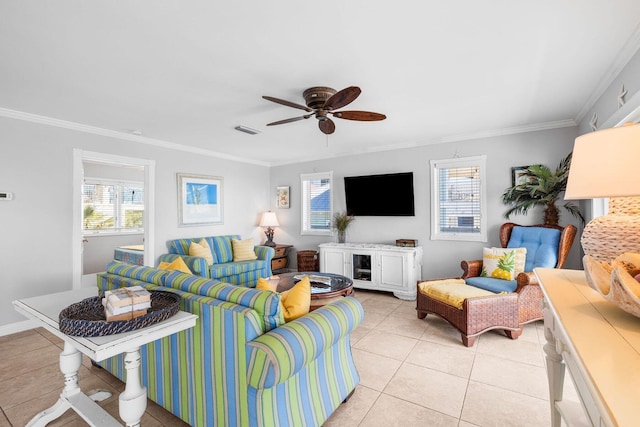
[254,245,275,262]
[461,260,483,278]
[246,297,364,389]
[515,271,538,293]
[158,253,209,277]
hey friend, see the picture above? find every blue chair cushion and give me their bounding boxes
[506,226,561,272]
[465,277,517,293]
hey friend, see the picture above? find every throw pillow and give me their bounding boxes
[481,247,527,280]
[279,276,311,322]
[256,277,278,292]
[189,239,214,265]
[158,256,192,274]
[232,238,258,262]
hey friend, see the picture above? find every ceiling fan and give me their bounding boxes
[262,86,386,135]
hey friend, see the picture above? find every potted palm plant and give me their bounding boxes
[502,152,585,226]
[332,211,355,243]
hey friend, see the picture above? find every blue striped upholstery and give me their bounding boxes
[96,262,363,427]
[162,235,274,286]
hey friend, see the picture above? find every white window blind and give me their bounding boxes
[300,171,333,236]
[430,156,487,241]
[83,178,144,234]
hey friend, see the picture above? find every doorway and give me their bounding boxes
[72,150,155,289]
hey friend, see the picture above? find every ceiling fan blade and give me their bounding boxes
[262,96,312,112]
[266,114,312,126]
[323,86,361,111]
[332,110,387,121]
[319,118,336,134]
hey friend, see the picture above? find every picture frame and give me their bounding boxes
[276,186,290,209]
[511,166,531,186]
[177,173,223,226]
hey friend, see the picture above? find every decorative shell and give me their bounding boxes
[583,253,640,318]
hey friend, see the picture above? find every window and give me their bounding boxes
[83,178,144,235]
[430,155,487,241]
[300,171,333,236]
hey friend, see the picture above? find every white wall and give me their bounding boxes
[0,117,270,329]
[269,126,581,280]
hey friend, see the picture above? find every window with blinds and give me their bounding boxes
[300,171,333,235]
[83,178,144,234]
[430,155,487,241]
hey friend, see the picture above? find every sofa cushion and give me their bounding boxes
[209,260,266,279]
[105,261,168,286]
[280,276,311,322]
[481,247,526,280]
[164,271,283,331]
[465,276,517,293]
[507,226,561,271]
[232,238,258,262]
[158,256,192,274]
[211,235,240,263]
[189,239,214,265]
[418,279,495,309]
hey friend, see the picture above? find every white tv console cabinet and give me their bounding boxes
[319,243,423,300]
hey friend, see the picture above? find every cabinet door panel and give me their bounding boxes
[378,252,407,289]
[321,249,348,276]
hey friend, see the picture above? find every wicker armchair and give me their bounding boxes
[417,222,577,346]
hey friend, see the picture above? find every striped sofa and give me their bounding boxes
[158,235,274,287]
[97,261,364,427]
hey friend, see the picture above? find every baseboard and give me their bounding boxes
[0,319,37,337]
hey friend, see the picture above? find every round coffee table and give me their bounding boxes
[276,272,354,310]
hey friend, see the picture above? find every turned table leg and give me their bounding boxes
[26,342,81,427]
[543,320,565,427]
[119,347,147,427]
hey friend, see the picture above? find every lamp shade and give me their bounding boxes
[259,211,280,227]
[565,123,640,200]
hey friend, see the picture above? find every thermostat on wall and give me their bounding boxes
[0,192,13,200]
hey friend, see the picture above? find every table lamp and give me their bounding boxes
[259,211,280,247]
[565,122,640,317]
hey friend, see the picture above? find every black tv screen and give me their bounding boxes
[344,172,415,216]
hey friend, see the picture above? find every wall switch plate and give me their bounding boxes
[0,192,13,200]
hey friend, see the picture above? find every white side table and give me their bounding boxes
[13,288,197,427]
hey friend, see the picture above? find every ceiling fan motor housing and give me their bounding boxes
[303,86,337,109]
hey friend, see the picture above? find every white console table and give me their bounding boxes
[319,243,422,300]
[13,288,197,427]
[535,268,640,427]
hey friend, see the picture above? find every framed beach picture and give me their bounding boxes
[511,166,531,186]
[177,173,223,225]
[276,186,290,209]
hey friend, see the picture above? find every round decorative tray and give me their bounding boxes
[59,290,181,337]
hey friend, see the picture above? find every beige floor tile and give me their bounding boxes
[359,393,458,426]
[470,353,548,400]
[376,315,429,339]
[516,321,542,344]
[359,310,388,330]
[0,330,53,358]
[352,330,417,361]
[360,298,401,316]
[476,332,545,367]
[418,316,476,351]
[389,300,419,320]
[405,339,475,378]
[349,324,372,345]
[352,348,402,391]
[384,362,468,418]
[461,381,550,427]
[323,385,380,427]
[0,345,60,382]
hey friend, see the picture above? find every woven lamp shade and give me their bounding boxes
[566,123,640,262]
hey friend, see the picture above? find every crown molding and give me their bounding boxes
[435,119,577,144]
[0,108,270,167]
[575,23,640,124]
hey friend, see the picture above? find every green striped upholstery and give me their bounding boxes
[162,235,274,286]
[105,262,167,285]
[96,263,363,427]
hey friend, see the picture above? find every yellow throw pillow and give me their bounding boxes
[158,256,192,274]
[256,277,278,292]
[189,239,214,265]
[232,238,258,262]
[280,276,311,322]
[481,247,526,280]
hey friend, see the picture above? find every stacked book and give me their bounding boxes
[102,286,151,321]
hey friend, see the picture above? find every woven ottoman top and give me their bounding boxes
[418,279,496,309]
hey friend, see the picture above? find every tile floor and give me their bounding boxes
[0,289,580,426]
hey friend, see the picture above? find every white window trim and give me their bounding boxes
[430,155,487,242]
[300,171,333,236]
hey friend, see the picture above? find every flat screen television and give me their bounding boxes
[344,172,415,216]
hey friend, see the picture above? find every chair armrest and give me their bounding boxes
[515,271,538,293]
[254,245,275,262]
[461,260,483,278]
[157,253,209,277]
[246,297,364,389]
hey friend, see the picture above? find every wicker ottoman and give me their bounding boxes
[416,279,522,347]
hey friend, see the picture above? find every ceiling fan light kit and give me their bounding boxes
[263,86,386,135]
